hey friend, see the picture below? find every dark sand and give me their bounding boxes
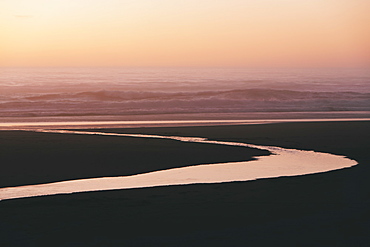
[0,121,369,246]
[0,130,267,188]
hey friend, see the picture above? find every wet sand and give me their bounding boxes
[0,130,268,188]
[0,121,369,246]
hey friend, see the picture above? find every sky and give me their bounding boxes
[1,0,369,67]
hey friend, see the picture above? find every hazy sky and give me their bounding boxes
[1,0,369,67]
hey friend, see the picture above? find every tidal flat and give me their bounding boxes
[0,121,369,246]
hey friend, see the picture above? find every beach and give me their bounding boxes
[2,0,370,245]
[0,120,369,246]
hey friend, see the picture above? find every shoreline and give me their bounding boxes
[0,120,369,246]
[0,110,370,127]
[0,117,370,130]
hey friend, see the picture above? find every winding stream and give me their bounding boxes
[0,130,357,201]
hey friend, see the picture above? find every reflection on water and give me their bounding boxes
[0,130,357,201]
[1,117,370,130]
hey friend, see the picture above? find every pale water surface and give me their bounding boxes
[0,67,369,119]
[1,118,370,130]
[0,129,357,201]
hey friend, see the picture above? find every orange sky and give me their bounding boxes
[1,0,369,67]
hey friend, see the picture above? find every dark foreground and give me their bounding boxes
[0,121,369,246]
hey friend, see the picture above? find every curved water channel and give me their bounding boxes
[0,130,357,201]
